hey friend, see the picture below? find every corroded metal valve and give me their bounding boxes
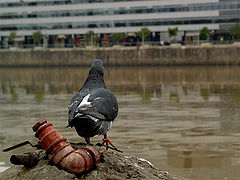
[32,119,104,174]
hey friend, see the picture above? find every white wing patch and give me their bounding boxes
[78,94,91,108]
[88,115,99,122]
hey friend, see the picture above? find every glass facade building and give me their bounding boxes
[0,0,240,47]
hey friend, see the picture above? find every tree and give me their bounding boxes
[32,30,43,45]
[230,23,240,40]
[199,27,210,40]
[85,31,94,40]
[168,27,178,38]
[8,32,16,46]
[85,31,95,46]
[137,27,151,44]
[112,33,123,44]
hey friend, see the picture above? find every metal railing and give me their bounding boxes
[0,40,238,50]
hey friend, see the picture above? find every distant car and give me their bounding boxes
[164,41,170,46]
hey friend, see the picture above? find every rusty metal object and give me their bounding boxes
[33,119,104,174]
[3,141,39,152]
[10,150,44,167]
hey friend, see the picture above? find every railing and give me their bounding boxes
[0,40,239,50]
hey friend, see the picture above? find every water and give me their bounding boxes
[1,66,240,180]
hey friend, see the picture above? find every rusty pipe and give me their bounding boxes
[10,151,42,167]
[32,119,103,174]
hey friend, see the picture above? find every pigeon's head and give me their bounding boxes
[91,59,104,74]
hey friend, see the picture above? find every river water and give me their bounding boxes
[0,66,240,179]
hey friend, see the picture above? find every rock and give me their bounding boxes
[0,147,184,180]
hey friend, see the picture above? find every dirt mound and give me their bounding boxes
[0,145,185,180]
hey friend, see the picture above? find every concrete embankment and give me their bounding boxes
[0,45,240,66]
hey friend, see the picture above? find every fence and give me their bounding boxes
[0,40,238,50]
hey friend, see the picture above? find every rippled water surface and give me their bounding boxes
[1,66,240,179]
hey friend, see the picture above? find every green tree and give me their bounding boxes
[32,30,43,45]
[137,27,151,44]
[85,31,94,41]
[10,86,19,102]
[230,23,240,40]
[85,31,95,46]
[200,27,210,40]
[168,27,178,38]
[8,32,16,46]
[112,33,123,44]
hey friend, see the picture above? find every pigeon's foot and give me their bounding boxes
[102,134,122,153]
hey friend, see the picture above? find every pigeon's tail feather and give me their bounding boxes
[94,120,112,135]
[85,118,112,136]
[73,115,112,138]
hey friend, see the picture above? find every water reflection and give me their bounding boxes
[10,86,19,102]
[168,148,231,168]
[1,66,240,179]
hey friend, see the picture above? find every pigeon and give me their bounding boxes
[67,59,119,151]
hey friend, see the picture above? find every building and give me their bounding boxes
[0,0,240,48]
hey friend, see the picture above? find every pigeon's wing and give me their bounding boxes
[68,87,118,126]
[76,93,106,120]
[68,89,89,125]
[88,88,118,121]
